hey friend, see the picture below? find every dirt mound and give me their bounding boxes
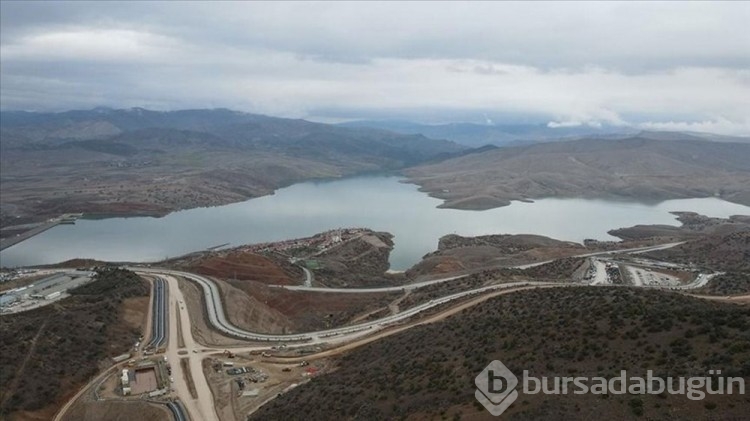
[313,232,401,287]
[415,256,467,275]
[218,278,399,333]
[217,280,291,334]
[189,251,298,285]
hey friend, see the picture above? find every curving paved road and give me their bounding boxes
[167,401,188,421]
[282,242,687,292]
[149,270,555,421]
[55,240,711,421]
[129,242,691,344]
[132,266,552,343]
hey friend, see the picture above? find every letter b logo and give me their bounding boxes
[475,360,518,416]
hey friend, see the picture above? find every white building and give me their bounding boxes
[121,368,130,395]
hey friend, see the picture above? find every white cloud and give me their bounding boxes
[1,28,179,62]
[548,121,582,128]
[638,118,750,136]
[1,2,749,134]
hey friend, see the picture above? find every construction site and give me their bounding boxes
[202,350,324,420]
[239,228,364,256]
[85,355,172,401]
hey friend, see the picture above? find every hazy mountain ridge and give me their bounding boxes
[0,108,465,229]
[340,119,750,148]
[339,119,634,147]
[1,107,258,137]
[1,108,464,159]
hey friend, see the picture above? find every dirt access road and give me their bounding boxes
[259,284,566,364]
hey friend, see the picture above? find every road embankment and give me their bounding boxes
[0,219,61,251]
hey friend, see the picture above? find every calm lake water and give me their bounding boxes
[1,176,749,269]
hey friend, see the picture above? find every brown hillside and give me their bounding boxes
[188,251,299,285]
[215,278,400,334]
[408,233,584,276]
[406,137,750,210]
[0,269,148,420]
[646,231,750,272]
[252,287,750,420]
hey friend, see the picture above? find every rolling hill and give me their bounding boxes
[405,136,750,210]
[0,108,464,229]
[252,287,750,420]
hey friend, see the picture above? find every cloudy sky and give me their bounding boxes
[1,1,749,134]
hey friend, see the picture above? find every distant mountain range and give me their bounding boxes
[0,108,465,228]
[0,108,466,164]
[2,107,748,231]
[340,119,750,148]
[339,119,634,147]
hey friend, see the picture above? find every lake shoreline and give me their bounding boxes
[2,175,748,269]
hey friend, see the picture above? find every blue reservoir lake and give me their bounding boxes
[2,176,748,270]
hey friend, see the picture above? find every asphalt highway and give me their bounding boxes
[130,241,691,344]
[51,239,707,421]
[133,267,549,343]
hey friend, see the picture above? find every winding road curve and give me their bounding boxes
[167,401,188,421]
[53,240,697,421]
[132,266,553,343]
[130,241,691,344]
